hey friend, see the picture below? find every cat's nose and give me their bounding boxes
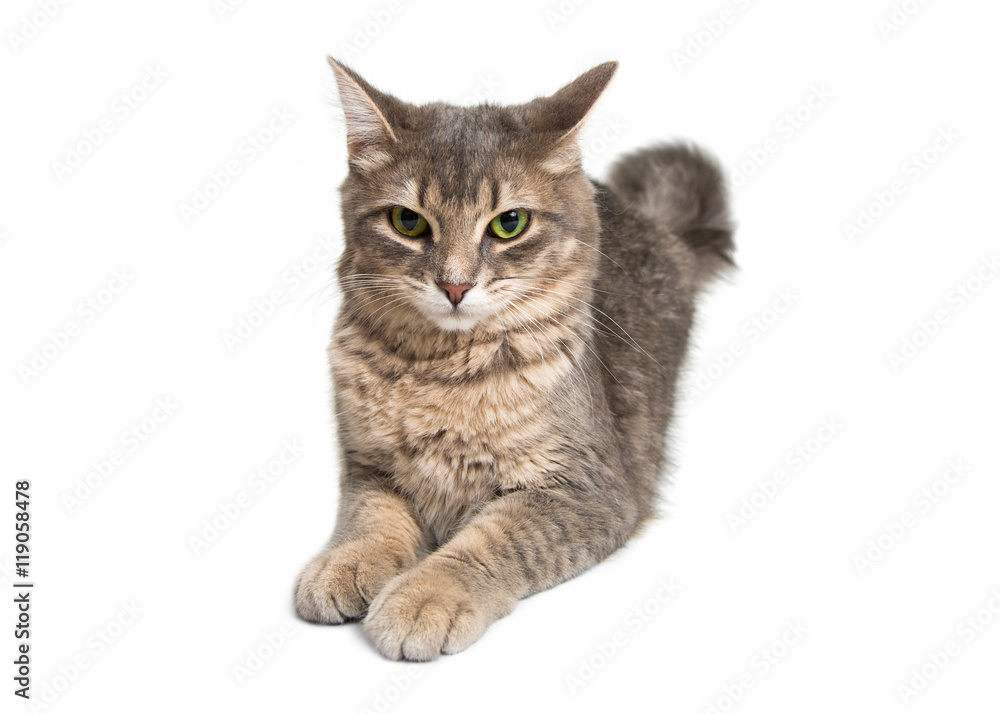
[438,282,473,306]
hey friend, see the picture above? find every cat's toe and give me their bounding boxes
[293,552,353,624]
[294,545,396,624]
[364,563,501,661]
[441,603,492,655]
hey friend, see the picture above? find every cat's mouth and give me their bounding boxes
[415,290,496,332]
[434,311,483,332]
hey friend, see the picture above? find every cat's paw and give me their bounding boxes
[364,558,514,661]
[294,543,403,624]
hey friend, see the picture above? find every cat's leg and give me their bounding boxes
[294,470,425,624]
[364,485,637,660]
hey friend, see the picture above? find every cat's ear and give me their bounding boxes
[327,57,404,170]
[523,61,619,173]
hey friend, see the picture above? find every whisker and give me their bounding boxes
[568,238,633,280]
[503,301,548,366]
[509,285,661,368]
[507,299,600,413]
[502,286,624,345]
[514,292,625,388]
[497,275,672,299]
[363,294,415,326]
[496,275,616,296]
[343,290,410,317]
[508,285,659,367]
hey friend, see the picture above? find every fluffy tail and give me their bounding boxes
[606,143,734,281]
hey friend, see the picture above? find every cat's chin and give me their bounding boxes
[413,300,494,333]
[428,312,483,332]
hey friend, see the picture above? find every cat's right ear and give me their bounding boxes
[327,58,401,171]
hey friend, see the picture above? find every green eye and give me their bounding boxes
[390,206,429,238]
[488,209,529,240]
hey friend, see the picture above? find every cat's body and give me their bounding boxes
[295,60,733,661]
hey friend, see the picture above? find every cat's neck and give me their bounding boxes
[335,305,592,382]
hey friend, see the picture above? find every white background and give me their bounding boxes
[2,0,998,712]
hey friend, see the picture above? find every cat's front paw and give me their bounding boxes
[364,557,514,661]
[294,543,403,624]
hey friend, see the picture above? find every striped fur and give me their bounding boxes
[294,59,734,660]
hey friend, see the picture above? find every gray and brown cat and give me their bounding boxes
[294,58,733,660]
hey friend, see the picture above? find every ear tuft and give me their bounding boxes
[326,57,400,169]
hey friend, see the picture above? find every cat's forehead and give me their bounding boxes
[419,103,527,149]
[387,103,539,207]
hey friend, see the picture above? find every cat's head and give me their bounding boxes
[330,58,617,334]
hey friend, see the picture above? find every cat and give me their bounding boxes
[294,57,734,661]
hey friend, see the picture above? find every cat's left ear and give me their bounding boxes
[327,57,406,171]
[523,61,619,172]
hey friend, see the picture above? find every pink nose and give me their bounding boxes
[438,282,473,306]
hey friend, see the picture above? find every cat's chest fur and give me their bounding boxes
[331,320,580,540]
